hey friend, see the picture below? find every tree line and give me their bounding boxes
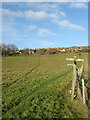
[0,43,57,56]
[0,43,89,56]
[0,43,18,56]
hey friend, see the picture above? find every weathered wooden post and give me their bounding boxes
[77,70,82,99]
[71,64,76,100]
[82,79,85,104]
[72,56,77,100]
[67,56,77,100]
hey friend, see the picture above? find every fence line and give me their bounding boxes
[72,59,88,105]
[67,57,88,104]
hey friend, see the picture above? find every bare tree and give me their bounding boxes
[1,43,18,56]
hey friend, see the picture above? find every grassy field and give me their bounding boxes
[2,52,88,118]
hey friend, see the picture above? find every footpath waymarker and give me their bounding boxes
[67,64,73,66]
[67,56,84,100]
[77,59,84,62]
[67,58,84,62]
[66,58,74,61]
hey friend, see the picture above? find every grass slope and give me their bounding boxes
[2,53,88,118]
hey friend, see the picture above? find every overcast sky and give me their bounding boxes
[2,2,88,49]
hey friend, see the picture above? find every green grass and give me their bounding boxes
[2,53,88,118]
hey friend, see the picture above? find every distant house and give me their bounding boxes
[28,49,31,54]
[28,49,34,54]
[60,48,66,52]
[56,47,66,52]
[32,51,34,54]
[15,50,21,54]
[9,50,21,55]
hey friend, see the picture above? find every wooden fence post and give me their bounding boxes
[77,69,80,96]
[82,79,85,104]
[72,64,76,100]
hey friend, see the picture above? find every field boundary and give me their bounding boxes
[72,59,88,106]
